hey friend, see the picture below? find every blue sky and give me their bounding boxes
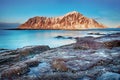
[0,0,120,27]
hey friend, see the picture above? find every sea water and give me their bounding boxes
[0,29,120,49]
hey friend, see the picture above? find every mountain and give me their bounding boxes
[117,26,120,28]
[0,22,20,29]
[19,11,106,30]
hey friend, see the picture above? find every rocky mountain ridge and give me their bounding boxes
[19,11,106,29]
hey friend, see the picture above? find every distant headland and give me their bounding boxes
[18,11,107,30]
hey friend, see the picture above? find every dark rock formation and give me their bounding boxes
[16,45,50,55]
[0,45,50,79]
[103,40,120,49]
[88,32,105,35]
[55,36,74,39]
[19,11,106,30]
[0,45,50,64]
[1,63,29,79]
[74,36,103,49]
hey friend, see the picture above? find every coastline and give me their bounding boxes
[0,32,120,80]
[3,28,120,32]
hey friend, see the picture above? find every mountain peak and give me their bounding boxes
[68,11,79,14]
[19,11,106,29]
[65,11,82,16]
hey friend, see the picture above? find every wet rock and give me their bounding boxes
[1,63,29,79]
[0,59,40,79]
[16,45,50,56]
[0,45,50,64]
[66,60,92,71]
[77,76,92,80]
[97,72,120,80]
[0,48,10,53]
[103,40,120,49]
[88,32,105,35]
[67,37,73,39]
[35,72,77,80]
[24,59,39,67]
[55,36,73,39]
[28,62,52,77]
[75,37,103,49]
[52,58,68,71]
[55,36,66,39]
[95,32,120,42]
[0,54,19,63]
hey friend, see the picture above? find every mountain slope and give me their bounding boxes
[19,11,106,29]
[118,26,120,28]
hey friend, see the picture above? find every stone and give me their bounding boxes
[74,37,103,49]
[24,59,39,67]
[55,36,66,39]
[77,76,92,80]
[97,72,120,80]
[55,36,73,39]
[88,32,105,35]
[52,58,68,71]
[1,63,29,79]
[17,45,50,56]
[28,62,52,77]
[0,54,19,63]
[103,40,120,49]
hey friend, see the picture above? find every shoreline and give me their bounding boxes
[0,32,120,80]
[3,28,120,31]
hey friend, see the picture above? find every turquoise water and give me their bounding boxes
[0,29,120,49]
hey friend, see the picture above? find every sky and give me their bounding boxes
[0,0,120,27]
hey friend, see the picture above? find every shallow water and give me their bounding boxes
[28,62,51,77]
[0,29,120,49]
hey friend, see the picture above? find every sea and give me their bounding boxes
[0,28,120,50]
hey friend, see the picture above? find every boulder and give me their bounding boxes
[55,36,66,39]
[88,32,105,35]
[16,45,50,56]
[55,36,73,39]
[1,59,39,79]
[52,58,68,71]
[1,63,29,79]
[75,37,103,49]
[0,54,19,64]
[103,40,120,49]
[24,59,39,67]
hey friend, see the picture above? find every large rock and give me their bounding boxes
[24,59,39,67]
[0,45,50,64]
[16,45,50,56]
[74,37,103,49]
[19,11,106,30]
[1,58,39,79]
[1,63,29,79]
[0,54,19,63]
[103,40,120,49]
[52,58,68,71]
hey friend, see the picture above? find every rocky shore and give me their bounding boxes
[0,33,120,80]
